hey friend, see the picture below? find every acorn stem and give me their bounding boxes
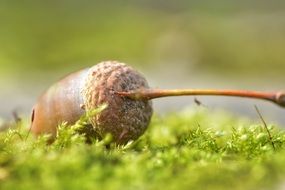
[116,89,285,108]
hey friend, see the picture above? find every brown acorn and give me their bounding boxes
[31,61,153,144]
[31,60,285,144]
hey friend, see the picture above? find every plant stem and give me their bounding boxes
[116,89,285,108]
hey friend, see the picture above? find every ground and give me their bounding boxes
[1,107,285,190]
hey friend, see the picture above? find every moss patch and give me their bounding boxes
[1,108,285,190]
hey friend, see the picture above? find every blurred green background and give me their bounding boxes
[0,0,285,121]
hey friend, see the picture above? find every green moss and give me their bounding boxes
[1,108,285,190]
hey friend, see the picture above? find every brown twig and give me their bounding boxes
[25,109,34,141]
[12,110,22,124]
[116,89,285,108]
[254,105,275,150]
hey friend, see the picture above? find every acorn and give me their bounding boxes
[31,61,285,144]
[31,61,153,144]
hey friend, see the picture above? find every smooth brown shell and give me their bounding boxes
[31,61,153,144]
[31,69,88,137]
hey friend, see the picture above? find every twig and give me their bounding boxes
[12,111,22,124]
[194,97,207,108]
[254,105,275,150]
[25,109,34,141]
[25,125,32,141]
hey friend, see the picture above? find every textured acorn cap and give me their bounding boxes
[82,61,153,144]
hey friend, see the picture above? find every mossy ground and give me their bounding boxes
[1,107,285,190]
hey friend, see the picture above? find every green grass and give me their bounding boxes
[1,108,285,190]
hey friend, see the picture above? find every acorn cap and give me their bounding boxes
[81,61,153,144]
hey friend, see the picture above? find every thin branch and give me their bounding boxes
[25,109,34,141]
[254,105,275,150]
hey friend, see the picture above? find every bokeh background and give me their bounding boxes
[0,0,285,124]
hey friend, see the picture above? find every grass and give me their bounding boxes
[1,107,285,190]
